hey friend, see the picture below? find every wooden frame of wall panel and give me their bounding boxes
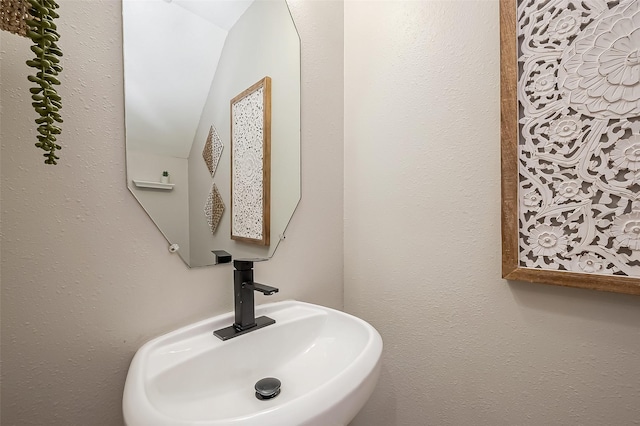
[499,0,640,295]
[230,77,271,246]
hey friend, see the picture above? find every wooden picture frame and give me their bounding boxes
[230,77,271,246]
[500,0,640,295]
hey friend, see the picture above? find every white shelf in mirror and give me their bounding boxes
[132,180,175,190]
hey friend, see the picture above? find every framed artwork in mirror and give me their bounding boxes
[500,0,640,295]
[230,77,271,246]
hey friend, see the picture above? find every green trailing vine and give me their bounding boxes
[25,0,63,165]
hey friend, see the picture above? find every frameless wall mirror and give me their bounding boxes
[122,0,301,267]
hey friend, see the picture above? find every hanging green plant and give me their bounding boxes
[25,0,63,165]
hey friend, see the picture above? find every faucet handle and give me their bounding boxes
[233,258,268,270]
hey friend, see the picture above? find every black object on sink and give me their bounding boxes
[214,259,279,341]
[255,377,281,400]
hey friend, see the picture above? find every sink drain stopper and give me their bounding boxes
[255,377,281,400]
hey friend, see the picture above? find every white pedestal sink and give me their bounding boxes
[123,301,383,426]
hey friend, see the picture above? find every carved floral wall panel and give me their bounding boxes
[230,77,271,246]
[502,0,640,294]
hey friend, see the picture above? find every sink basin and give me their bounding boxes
[123,300,383,426]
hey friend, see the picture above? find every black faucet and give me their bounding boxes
[214,259,279,341]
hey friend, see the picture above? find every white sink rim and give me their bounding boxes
[123,300,383,426]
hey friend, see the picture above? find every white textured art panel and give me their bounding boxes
[232,85,265,241]
[518,0,640,276]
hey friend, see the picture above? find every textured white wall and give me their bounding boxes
[344,1,640,425]
[0,0,343,424]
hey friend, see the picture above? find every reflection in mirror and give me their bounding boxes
[122,0,301,267]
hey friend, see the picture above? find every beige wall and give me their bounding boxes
[127,151,190,262]
[0,0,343,424]
[345,1,640,425]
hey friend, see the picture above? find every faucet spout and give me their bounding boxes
[245,282,279,296]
